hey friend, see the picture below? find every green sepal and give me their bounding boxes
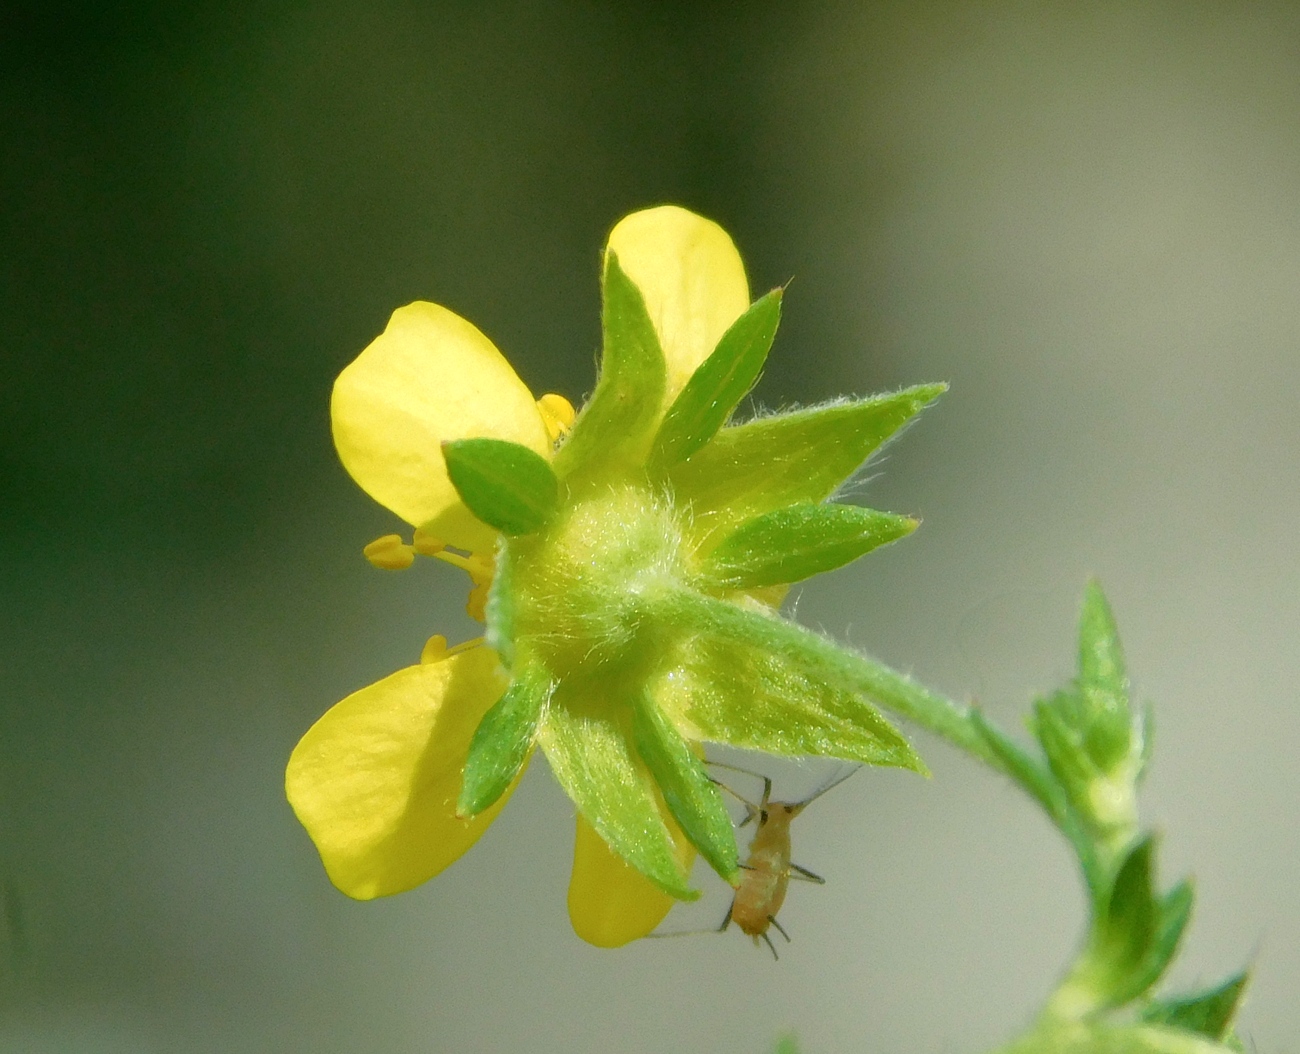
[458,667,552,817]
[1140,971,1250,1042]
[658,637,926,773]
[553,252,668,482]
[442,438,560,536]
[538,688,696,901]
[702,502,916,589]
[649,288,782,471]
[631,692,738,883]
[667,384,945,546]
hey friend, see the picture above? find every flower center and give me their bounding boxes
[504,481,686,681]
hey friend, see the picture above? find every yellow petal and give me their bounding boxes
[606,206,750,400]
[567,813,696,948]
[331,301,551,551]
[286,647,515,899]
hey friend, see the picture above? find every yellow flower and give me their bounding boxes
[286,206,751,946]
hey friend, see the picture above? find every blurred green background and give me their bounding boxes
[3,2,1297,1051]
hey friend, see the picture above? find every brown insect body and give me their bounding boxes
[729,801,803,940]
[716,767,854,959]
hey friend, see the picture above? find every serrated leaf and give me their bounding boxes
[442,438,560,536]
[631,693,738,882]
[667,385,946,548]
[1141,971,1249,1041]
[458,668,552,817]
[649,288,782,470]
[656,637,926,773]
[553,252,668,482]
[702,502,916,588]
[538,687,696,901]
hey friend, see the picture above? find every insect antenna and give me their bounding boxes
[796,764,860,808]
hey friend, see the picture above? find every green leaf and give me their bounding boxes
[971,708,1107,903]
[442,438,560,536]
[631,693,738,882]
[1080,580,1128,705]
[1113,879,1194,1006]
[649,288,782,471]
[970,709,1068,824]
[702,502,916,588]
[538,686,696,901]
[1141,972,1249,1042]
[1085,836,1159,1004]
[458,668,552,817]
[1002,1022,1244,1054]
[657,637,926,773]
[1031,693,1095,795]
[553,252,668,482]
[667,385,946,548]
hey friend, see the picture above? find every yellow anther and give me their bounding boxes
[537,392,576,442]
[412,527,445,556]
[363,534,416,570]
[420,634,487,664]
[420,634,450,664]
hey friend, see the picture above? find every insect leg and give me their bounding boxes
[760,930,780,960]
[768,916,792,943]
[717,903,733,933]
[789,863,826,884]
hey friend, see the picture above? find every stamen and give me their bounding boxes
[363,534,415,570]
[467,582,490,623]
[430,546,495,622]
[420,634,449,663]
[537,392,576,442]
[412,527,445,556]
[420,634,487,664]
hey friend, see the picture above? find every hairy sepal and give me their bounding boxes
[538,687,697,901]
[458,666,552,817]
[648,288,781,471]
[553,253,668,482]
[631,692,738,883]
[667,384,945,547]
[657,636,925,772]
[442,438,560,536]
[702,502,916,589]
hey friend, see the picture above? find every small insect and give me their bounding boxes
[714,764,857,960]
